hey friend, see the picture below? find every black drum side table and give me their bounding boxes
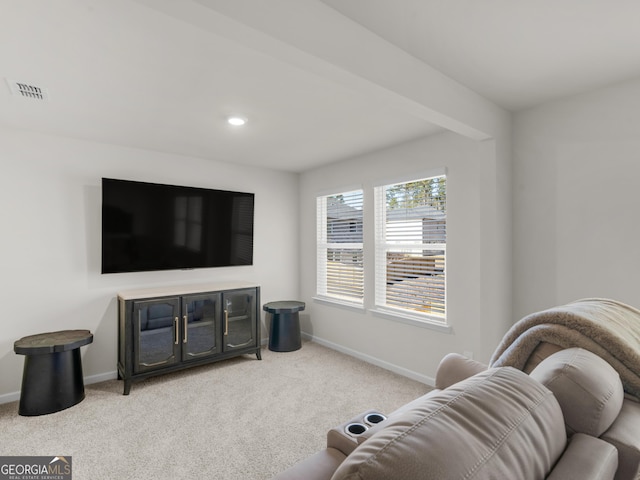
[14,329,93,416]
[263,301,305,352]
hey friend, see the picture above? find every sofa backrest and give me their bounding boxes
[331,367,566,480]
[529,347,624,437]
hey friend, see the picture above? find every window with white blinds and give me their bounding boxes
[317,190,364,304]
[374,175,446,321]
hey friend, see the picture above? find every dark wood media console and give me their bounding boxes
[117,282,261,395]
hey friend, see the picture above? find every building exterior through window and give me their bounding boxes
[374,175,446,321]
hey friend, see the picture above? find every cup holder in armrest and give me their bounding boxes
[364,412,387,426]
[344,422,368,437]
[328,409,388,456]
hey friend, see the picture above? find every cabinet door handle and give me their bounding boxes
[183,315,188,343]
[174,317,179,345]
[224,309,229,335]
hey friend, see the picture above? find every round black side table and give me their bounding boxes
[263,301,305,352]
[14,329,93,416]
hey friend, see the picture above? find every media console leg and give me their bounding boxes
[123,379,132,396]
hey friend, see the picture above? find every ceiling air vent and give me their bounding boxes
[6,79,49,100]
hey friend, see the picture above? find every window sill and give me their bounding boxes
[312,296,366,313]
[370,308,452,334]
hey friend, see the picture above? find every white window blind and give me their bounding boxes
[317,190,364,304]
[374,175,446,320]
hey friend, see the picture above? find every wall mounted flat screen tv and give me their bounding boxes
[101,178,254,274]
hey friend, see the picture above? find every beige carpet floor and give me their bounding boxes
[0,341,429,479]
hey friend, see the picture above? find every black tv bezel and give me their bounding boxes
[100,177,255,274]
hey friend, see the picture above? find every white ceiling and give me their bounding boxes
[1,0,639,172]
[321,0,640,111]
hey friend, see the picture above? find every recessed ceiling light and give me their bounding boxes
[227,116,247,126]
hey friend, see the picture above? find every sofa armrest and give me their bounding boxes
[331,368,566,480]
[271,448,346,480]
[547,433,618,480]
[434,353,488,389]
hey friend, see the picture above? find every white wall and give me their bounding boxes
[513,77,640,319]
[299,131,507,383]
[0,126,299,401]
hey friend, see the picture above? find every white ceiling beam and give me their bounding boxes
[137,0,507,140]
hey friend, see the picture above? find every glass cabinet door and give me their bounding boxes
[182,293,221,361]
[222,289,256,352]
[133,297,180,373]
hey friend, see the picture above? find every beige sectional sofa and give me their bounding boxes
[273,347,639,479]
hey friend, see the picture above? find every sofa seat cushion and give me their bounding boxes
[601,398,640,480]
[530,348,624,437]
[331,367,566,480]
[547,433,618,480]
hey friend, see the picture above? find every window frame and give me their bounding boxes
[372,170,448,328]
[315,188,365,308]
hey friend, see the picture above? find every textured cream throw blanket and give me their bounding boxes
[490,298,640,399]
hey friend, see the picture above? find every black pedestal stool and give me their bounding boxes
[263,301,305,352]
[14,329,93,416]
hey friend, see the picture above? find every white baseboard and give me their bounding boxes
[85,371,118,385]
[0,371,119,406]
[0,391,20,405]
[302,332,435,387]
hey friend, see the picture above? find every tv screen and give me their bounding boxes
[101,178,254,274]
